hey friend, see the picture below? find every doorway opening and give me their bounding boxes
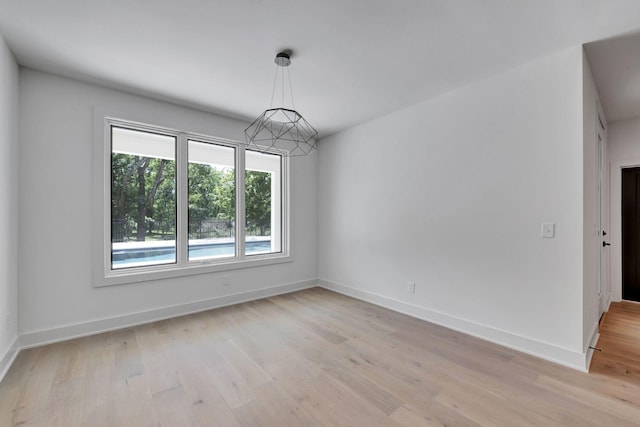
[622,167,640,302]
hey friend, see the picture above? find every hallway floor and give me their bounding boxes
[590,300,640,384]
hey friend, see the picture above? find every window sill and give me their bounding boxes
[94,254,292,287]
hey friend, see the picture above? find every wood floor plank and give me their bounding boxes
[134,322,182,395]
[179,369,241,427]
[322,360,404,416]
[591,301,640,388]
[9,346,63,425]
[278,372,402,427]
[232,381,319,427]
[112,328,145,381]
[114,372,158,427]
[215,339,272,389]
[206,357,266,409]
[435,379,556,426]
[152,384,198,427]
[536,373,640,424]
[2,288,640,425]
[389,404,454,427]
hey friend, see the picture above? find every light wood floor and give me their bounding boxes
[2,288,640,426]
[590,300,640,384]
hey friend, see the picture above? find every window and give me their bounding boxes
[111,127,177,269]
[96,117,289,286]
[187,140,236,262]
[245,150,282,256]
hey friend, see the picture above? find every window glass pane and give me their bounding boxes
[188,140,236,261]
[111,127,176,269]
[245,150,281,255]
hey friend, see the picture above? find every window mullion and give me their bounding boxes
[282,155,290,256]
[237,145,246,259]
[177,133,188,265]
[103,123,114,277]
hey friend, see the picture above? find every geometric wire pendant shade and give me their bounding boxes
[244,108,318,157]
[244,51,318,157]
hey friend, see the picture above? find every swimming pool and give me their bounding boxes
[112,239,272,268]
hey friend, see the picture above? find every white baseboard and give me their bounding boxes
[3,276,590,384]
[0,336,20,384]
[318,278,588,372]
[20,279,317,349]
[585,326,600,371]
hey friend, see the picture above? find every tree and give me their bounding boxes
[188,164,235,238]
[112,154,273,241]
[245,170,271,235]
[111,154,175,241]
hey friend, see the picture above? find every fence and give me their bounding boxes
[189,218,235,239]
[113,217,270,242]
[112,218,176,242]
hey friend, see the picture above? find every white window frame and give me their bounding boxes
[93,113,290,287]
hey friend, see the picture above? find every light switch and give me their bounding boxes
[542,223,555,238]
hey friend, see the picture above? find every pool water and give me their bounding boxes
[112,240,272,268]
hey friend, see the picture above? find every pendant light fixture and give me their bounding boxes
[244,51,318,157]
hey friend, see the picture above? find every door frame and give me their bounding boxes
[610,159,640,302]
[596,104,609,315]
[596,116,605,310]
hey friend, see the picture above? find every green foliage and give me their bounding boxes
[111,153,176,241]
[245,170,271,235]
[188,164,236,238]
[112,153,273,242]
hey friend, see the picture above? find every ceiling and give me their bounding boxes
[585,31,640,123]
[2,1,640,136]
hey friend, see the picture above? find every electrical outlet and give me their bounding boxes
[407,281,416,294]
[223,275,230,286]
[541,223,555,238]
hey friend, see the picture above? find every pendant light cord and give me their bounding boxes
[269,62,296,109]
[269,65,279,108]
[287,66,295,109]
[281,65,285,107]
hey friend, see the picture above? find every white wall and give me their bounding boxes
[18,69,317,343]
[582,50,606,355]
[319,47,587,369]
[608,115,640,302]
[0,33,19,376]
[609,117,640,161]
